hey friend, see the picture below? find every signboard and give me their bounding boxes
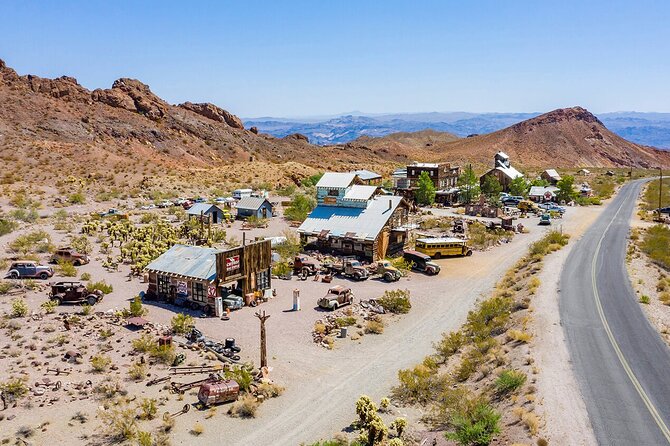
[226,255,240,272]
[323,196,337,205]
[208,285,217,299]
[177,281,188,296]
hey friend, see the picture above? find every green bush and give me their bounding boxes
[57,260,78,277]
[224,366,254,392]
[132,334,155,353]
[0,218,18,236]
[80,272,91,281]
[434,331,466,362]
[641,225,670,270]
[0,378,29,401]
[11,298,29,318]
[392,357,447,405]
[88,280,113,294]
[68,192,86,204]
[41,300,58,314]
[128,295,146,317]
[149,344,175,365]
[0,281,14,294]
[91,354,112,372]
[377,289,411,314]
[446,402,501,446]
[171,313,194,335]
[335,316,357,327]
[272,261,292,277]
[494,370,527,395]
[9,230,53,254]
[284,193,316,222]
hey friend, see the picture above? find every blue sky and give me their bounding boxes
[2,0,669,117]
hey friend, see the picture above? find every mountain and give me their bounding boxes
[246,111,670,149]
[346,107,670,169]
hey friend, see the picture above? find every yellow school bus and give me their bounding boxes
[415,237,472,258]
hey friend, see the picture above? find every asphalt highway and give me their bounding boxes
[560,179,670,445]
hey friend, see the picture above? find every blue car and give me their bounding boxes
[538,203,566,214]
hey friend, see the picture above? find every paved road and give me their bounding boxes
[561,180,670,445]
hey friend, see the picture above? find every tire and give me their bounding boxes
[331,303,338,311]
[383,272,393,282]
[465,250,473,257]
[9,271,19,279]
[433,252,442,259]
[52,297,62,306]
[39,272,49,280]
[354,273,361,281]
[73,260,81,266]
[231,355,241,361]
[250,300,258,307]
[87,296,97,306]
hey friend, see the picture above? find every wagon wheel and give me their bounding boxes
[182,404,190,414]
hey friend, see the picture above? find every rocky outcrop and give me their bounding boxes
[283,133,309,143]
[178,102,244,129]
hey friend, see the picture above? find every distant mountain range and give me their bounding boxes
[245,111,670,148]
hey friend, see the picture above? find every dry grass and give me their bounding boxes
[228,394,260,418]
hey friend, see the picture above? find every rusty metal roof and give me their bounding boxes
[144,244,222,282]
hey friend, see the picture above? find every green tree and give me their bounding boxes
[458,165,480,204]
[284,193,316,222]
[480,175,502,199]
[508,176,529,198]
[415,171,436,206]
[556,175,577,203]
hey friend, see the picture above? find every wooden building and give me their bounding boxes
[480,152,524,192]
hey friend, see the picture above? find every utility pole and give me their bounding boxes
[255,310,270,368]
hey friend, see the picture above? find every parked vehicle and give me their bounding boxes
[518,200,540,214]
[501,196,522,206]
[323,258,369,280]
[318,286,354,310]
[373,260,402,282]
[403,250,440,275]
[198,380,240,407]
[50,247,90,266]
[181,200,194,210]
[222,295,244,310]
[49,281,103,305]
[158,200,173,208]
[232,189,253,200]
[6,261,54,280]
[539,213,552,225]
[538,203,566,214]
[415,238,472,259]
[656,206,670,215]
[291,256,320,278]
[95,208,128,220]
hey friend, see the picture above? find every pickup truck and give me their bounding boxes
[292,256,320,279]
[6,261,54,280]
[372,260,402,282]
[317,286,354,310]
[322,259,369,281]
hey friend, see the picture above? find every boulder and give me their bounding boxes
[178,101,245,129]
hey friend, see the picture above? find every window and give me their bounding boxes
[256,269,270,290]
[410,169,415,176]
[430,171,434,176]
[157,275,170,295]
[328,189,339,196]
[192,282,206,302]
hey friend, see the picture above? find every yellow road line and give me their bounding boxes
[590,186,670,443]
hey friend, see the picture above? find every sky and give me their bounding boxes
[2,0,670,117]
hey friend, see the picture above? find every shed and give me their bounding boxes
[350,169,382,184]
[187,203,227,224]
[236,197,274,219]
[540,169,561,185]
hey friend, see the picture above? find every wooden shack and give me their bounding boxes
[216,239,272,295]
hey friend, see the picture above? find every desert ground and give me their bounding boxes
[0,191,606,446]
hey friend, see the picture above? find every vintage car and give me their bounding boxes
[49,281,104,306]
[317,286,354,310]
[539,213,552,225]
[6,261,54,280]
[373,260,402,282]
[50,247,90,266]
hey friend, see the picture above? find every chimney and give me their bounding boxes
[388,199,392,210]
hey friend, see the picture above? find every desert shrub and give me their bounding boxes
[128,295,146,317]
[68,191,86,204]
[639,294,651,304]
[468,221,514,250]
[228,394,259,418]
[392,357,447,405]
[57,259,77,277]
[9,230,52,254]
[88,280,113,294]
[70,235,92,254]
[171,313,194,335]
[522,411,540,435]
[132,334,154,353]
[641,225,670,270]
[98,406,137,441]
[434,331,466,362]
[506,329,533,344]
[80,272,91,281]
[149,344,175,365]
[272,261,292,277]
[225,366,254,392]
[11,298,29,318]
[365,320,385,334]
[9,208,39,223]
[0,378,29,401]
[495,370,527,395]
[40,300,58,314]
[81,304,92,316]
[378,289,411,314]
[389,256,413,276]
[335,316,357,327]
[390,417,407,437]
[660,292,670,306]
[138,398,157,420]
[256,382,285,399]
[0,280,14,294]
[465,296,512,341]
[190,421,204,436]
[0,218,17,236]
[313,322,327,335]
[137,431,153,446]
[91,354,112,372]
[128,362,147,381]
[446,402,501,446]
[528,231,570,257]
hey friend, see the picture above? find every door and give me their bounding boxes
[212,212,218,224]
[25,264,37,277]
[262,207,267,219]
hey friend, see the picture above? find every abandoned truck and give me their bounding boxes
[403,250,441,275]
[49,281,104,306]
[371,260,402,282]
[322,258,369,281]
[318,285,355,310]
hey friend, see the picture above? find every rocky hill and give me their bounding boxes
[347,107,670,169]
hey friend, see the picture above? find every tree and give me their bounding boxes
[415,171,436,206]
[284,193,316,222]
[481,175,502,199]
[556,175,577,203]
[458,165,480,204]
[508,176,529,198]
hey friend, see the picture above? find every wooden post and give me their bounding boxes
[255,310,270,368]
